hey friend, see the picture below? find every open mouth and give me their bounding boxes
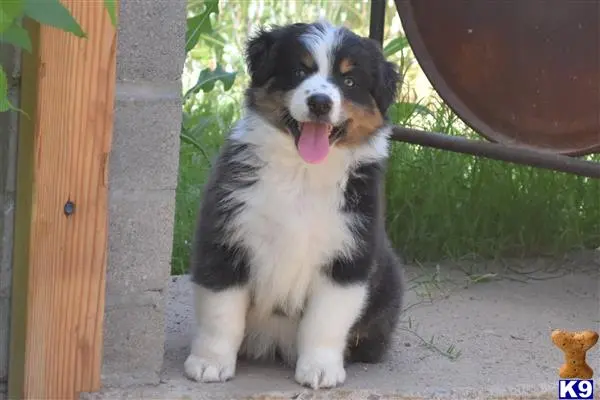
[283,112,348,164]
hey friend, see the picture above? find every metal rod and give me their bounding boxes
[390,126,600,179]
[369,0,386,44]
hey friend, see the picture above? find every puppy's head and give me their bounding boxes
[245,20,400,164]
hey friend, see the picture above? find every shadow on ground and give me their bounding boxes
[85,251,600,400]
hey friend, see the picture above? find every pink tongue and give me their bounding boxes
[297,122,330,164]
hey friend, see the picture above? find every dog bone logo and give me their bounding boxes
[551,329,599,379]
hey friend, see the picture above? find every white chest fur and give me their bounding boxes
[227,114,389,320]
[229,140,354,318]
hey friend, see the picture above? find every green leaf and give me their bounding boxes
[383,36,409,57]
[0,66,28,116]
[1,0,23,20]
[388,101,434,124]
[0,0,23,32]
[1,21,32,52]
[185,0,219,53]
[0,65,27,116]
[0,9,15,32]
[104,0,117,27]
[184,65,236,99]
[0,66,19,113]
[180,132,210,163]
[0,66,10,112]
[23,0,86,38]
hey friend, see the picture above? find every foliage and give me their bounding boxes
[186,0,219,53]
[184,65,236,100]
[0,0,116,112]
[0,62,10,111]
[181,0,239,160]
[383,36,408,57]
[171,0,600,275]
[385,100,600,261]
[104,0,118,27]
[21,0,86,38]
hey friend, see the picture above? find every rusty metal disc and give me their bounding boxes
[395,0,600,156]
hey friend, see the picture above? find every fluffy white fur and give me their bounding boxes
[185,285,249,382]
[288,73,343,124]
[288,22,345,125]
[185,21,394,389]
[295,279,367,388]
[186,111,390,387]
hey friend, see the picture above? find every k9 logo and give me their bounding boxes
[558,379,594,400]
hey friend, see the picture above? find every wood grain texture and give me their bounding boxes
[8,1,117,399]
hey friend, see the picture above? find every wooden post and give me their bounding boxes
[8,1,117,398]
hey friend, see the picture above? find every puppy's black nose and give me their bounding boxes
[307,94,333,117]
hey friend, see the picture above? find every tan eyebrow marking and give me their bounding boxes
[301,52,315,69]
[339,57,354,74]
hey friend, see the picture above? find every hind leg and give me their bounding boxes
[348,316,396,363]
[348,249,403,363]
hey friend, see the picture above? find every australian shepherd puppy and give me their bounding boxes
[184,20,404,389]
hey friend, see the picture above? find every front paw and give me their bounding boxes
[295,348,346,389]
[184,353,237,383]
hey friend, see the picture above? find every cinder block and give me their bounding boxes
[101,302,165,387]
[117,0,186,82]
[107,190,176,296]
[110,93,182,191]
[103,0,184,388]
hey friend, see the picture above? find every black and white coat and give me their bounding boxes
[185,20,404,390]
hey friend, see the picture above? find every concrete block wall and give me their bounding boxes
[0,0,185,391]
[0,45,20,392]
[102,0,185,388]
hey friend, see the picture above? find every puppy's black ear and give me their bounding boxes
[245,27,278,87]
[375,60,401,114]
[364,39,401,114]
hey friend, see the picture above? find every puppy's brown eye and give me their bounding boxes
[296,69,306,78]
[344,77,355,87]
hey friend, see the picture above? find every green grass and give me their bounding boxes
[171,90,230,274]
[385,100,600,262]
[172,97,600,275]
[171,0,600,275]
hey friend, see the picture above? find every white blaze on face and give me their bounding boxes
[287,22,346,164]
[287,22,344,125]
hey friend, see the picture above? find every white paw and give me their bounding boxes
[184,353,236,383]
[295,348,346,389]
